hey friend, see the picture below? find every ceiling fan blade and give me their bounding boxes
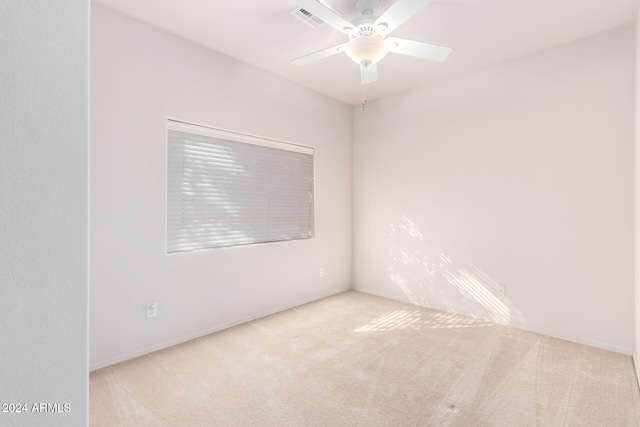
[291,43,347,66]
[386,37,451,62]
[374,0,435,34]
[293,0,355,34]
[361,63,378,84]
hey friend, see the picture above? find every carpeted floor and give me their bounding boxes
[90,291,640,426]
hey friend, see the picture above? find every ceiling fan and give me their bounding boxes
[290,0,452,84]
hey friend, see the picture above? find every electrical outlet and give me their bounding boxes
[497,286,505,298]
[319,268,324,278]
[146,302,157,319]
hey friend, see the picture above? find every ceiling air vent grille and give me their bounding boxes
[290,7,326,29]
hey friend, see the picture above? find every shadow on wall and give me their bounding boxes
[388,215,524,327]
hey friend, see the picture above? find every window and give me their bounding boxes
[167,120,314,253]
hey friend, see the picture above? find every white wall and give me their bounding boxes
[353,26,635,354]
[635,9,640,379]
[90,5,352,369]
[0,1,89,425]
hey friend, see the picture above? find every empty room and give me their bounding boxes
[3,0,640,426]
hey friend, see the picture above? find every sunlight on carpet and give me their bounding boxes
[90,291,640,426]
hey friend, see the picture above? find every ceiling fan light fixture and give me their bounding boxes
[290,0,451,85]
[345,36,389,66]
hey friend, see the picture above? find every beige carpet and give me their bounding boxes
[90,291,640,426]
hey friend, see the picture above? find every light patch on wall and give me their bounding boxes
[388,215,524,326]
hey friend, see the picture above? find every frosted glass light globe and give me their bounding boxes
[345,36,389,66]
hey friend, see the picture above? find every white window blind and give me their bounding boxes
[167,120,314,253]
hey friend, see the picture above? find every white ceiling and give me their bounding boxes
[95,0,638,105]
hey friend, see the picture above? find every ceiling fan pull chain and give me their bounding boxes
[362,84,368,111]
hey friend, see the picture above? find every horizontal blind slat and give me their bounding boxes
[167,126,314,253]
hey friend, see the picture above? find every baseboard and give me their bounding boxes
[354,286,633,356]
[90,287,349,371]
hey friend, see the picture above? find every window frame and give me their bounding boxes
[166,119,315,254]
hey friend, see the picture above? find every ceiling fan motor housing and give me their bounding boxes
[351,16,378,37]
[352,0,381,36]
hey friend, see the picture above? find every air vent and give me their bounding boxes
[290,7,326,29]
